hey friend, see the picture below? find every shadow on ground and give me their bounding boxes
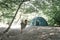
[0,26,60,40]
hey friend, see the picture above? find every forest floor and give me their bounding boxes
[0,26,60,40]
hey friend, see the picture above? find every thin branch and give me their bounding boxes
[3,0,30,33]
[3,1,24,33]
[0,0,30,40]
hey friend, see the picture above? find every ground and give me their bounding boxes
[0,26,60,40]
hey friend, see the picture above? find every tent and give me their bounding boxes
[30,17,48,26]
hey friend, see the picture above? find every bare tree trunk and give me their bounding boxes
[3,0,24,33]
[3,0,30,34]
[0,0,30,40]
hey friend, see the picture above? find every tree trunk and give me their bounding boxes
[3,0,30,34]
[3,0,24,34]
[0,0,29,40]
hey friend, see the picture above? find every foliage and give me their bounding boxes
[0,0,60,26]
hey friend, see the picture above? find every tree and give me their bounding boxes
[0,0,30,40]
[3,0,30,33]
[0,0,60,27]
[24,0,60,26]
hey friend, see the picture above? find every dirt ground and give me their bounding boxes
[0,26,60,40]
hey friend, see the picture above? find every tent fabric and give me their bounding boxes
[30,17,48,26]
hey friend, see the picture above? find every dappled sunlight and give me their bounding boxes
[0,22,8,28]
[0,22,20,29]
[0,11,48,29]
[0,0,60,40]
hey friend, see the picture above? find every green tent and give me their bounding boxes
[30,17,48,26]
